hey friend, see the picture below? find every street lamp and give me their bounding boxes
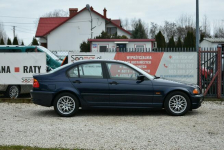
[86,4,93,39]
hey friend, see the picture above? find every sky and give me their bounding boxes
[0,0,223,45]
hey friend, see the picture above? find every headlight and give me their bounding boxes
[193,88,200,95]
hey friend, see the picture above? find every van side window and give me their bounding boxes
[25,48,35,52]
[0,49,21,52]
[13,49,21,52]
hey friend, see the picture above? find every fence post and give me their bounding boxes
[217,45,222,99]
[199,48,202,89]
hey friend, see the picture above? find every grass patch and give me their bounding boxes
[204,98,224,101]
[0,98,32,103]
[0,145,80,150]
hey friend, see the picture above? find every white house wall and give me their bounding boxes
[91,41,152,52]
[47,10,106,51]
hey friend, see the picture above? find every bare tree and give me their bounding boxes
[149,22,159,39]
[161,21,177,42]
[176,14,195,28]
[42,9,69,17]
[0,22,7,44]
[120,18,130,30]
[201,15,211,37]
[35,9,69,27]
[214,27,224,38]
[213,19,224,38]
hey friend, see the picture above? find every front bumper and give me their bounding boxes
[30,90,55,107]
[191,94,204,109]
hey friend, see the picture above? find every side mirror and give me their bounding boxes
[137,75,145,81]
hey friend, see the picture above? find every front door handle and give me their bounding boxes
[73,80,82,84]
[109,81,118,85]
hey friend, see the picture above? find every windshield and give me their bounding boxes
[124,61,155,80]
[37,46,60,61]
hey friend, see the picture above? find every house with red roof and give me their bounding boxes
[35,6,132,51]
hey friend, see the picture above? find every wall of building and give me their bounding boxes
[200,40,223,49]
[91,41,153,52]
[47,9,106,51]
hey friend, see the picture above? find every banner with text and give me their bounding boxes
[0,53,46,84]
[69,52,197,84]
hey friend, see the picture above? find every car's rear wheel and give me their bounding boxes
[164,91,190,116]
[53,92,79,117]
[5,85,20,98]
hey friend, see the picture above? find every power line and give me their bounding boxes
[16,29,35,34]
[17,26,36,32]
[2,20,90,25]
[0,15,38,19]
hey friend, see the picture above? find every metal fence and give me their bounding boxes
[199,46,223,98]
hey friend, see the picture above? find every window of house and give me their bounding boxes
[99,46,107,52]
[136,45,145,51]
[107,27,117,35]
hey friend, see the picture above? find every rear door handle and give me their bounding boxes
[73,80,82,84]
[109,81,118,85]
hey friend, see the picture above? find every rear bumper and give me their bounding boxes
[191,94,204,109]
[30,90,55,107]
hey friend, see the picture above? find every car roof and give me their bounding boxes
[73,59,127,64]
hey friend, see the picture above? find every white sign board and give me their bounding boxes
[68,52,197,84]
[0,53,46,84]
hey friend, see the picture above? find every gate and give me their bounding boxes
[199,45,222,98]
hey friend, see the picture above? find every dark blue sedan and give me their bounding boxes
[31,60,203,117]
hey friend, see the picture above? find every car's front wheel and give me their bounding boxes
[164,91,190,116]
[53,92,79,117]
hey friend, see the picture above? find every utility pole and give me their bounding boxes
[12,26,16,39]
[196,0,200,85]
[196,0,199,52]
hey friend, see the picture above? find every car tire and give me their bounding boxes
[164,91,190,116]
[53,92,79,117]
[5,85,20,99]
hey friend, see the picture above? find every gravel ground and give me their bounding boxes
[0,101,224,150]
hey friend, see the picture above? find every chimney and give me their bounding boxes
[103,8,107,18]
[69,8,78,17]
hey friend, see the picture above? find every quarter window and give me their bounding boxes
[67,66,79,78]
[106,63,140,80]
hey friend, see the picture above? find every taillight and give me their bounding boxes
[33,79,40,88]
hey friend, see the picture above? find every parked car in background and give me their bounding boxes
[0,45,62,98]
[31,60,203,117]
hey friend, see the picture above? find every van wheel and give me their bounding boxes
[5,85,20,98]
[53,92,79,117]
